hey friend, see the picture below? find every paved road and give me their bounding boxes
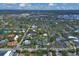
[10,27,30,52]
[19,27,30,45]
[0,47,77,51]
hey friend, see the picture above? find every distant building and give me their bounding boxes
[32,24,37,29]
[7,34,15,38]
[74,29,79,33]
[7,41,17,46]
[23,40,31,45]
[0,51,7,56]
[0,35,4,39]
[0,39,8,46]
[27,32,37,36]
[4,50,16,56]
[47,51,53,56]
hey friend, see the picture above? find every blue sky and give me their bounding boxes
[0,3,79,10]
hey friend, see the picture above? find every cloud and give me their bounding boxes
[19,3,31,8]
[19,3,26,7]
[48,3,54,6]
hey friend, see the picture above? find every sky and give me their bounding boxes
[0,3,79,10]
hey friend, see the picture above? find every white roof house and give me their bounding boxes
[14,35,19,41]
[32,25,37,29]
[68,36,78,39]
[68,36,79,42]
[23,40,31,45]
[73,39,79,42]
[43,33,48,37]
[74,29,79,32]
